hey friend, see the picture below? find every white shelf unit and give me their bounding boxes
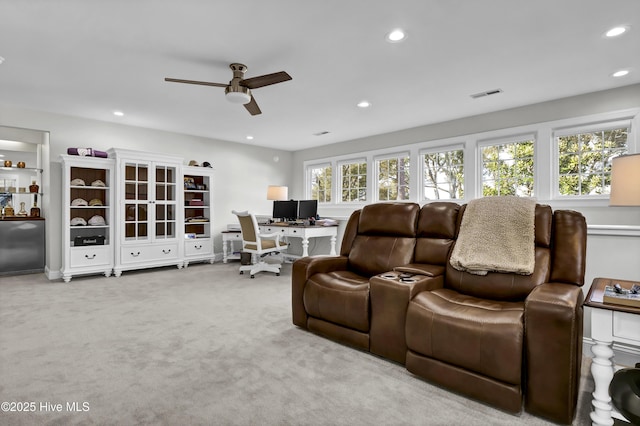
[60,155,114,282]
[182,166,215,266]
[108,148,184,276]
[0,166,43,217]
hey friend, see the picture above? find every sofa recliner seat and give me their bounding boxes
[292,201,586,425]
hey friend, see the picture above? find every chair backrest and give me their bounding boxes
[444,204,586,301]
[343,202,420,277]
[232,210,261,250]
[414,202,461,267]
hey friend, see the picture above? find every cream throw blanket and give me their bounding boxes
[450,196,536,276]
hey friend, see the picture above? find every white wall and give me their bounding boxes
[291,84,640,350]
[0,106,293,277]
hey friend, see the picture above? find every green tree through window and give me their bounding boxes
[310,165,332,203]
[557,127,628,196]
[341,161,367,202]
[481,139,534,197]
[377,156,410,201]
[423,149,464,199]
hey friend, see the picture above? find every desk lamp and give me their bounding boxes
[267,185,288,201]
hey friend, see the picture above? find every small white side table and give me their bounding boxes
[221,231,242,263]
[584,277,640,426]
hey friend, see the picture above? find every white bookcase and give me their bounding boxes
[182,165,215,266]
[60,155,115,282]
[108,148,184,276]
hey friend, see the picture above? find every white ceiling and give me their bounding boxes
[1,0,639,151]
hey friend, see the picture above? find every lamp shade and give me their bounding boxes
[267,185,288,201]
[610,153,640,206]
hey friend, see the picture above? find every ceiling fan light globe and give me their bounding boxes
[225,86,252,104]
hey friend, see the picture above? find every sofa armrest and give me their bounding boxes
[292,256,350,328]
[524,282,584,424]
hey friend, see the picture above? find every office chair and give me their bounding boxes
[232,210,288,278]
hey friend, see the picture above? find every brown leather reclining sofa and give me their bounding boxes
[292,201,587,424]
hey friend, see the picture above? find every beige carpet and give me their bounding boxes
[0,262,594,425]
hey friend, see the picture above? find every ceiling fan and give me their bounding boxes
[165,63,292,116]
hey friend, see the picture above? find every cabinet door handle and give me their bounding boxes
[195,245,202,250]
[85,254,96,259]
[131,251,141,257]
[162,249,171,254]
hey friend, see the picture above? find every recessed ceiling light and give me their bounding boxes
[246,135,254,140]
[612,70,629,77]
[113,111,124,117]
[386,29,406,43]
[605,26,628,37]
[357,100,371,108]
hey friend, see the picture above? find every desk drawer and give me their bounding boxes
[70,246,111,268]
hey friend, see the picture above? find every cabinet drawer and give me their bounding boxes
[121,243,178,264]
[70,246,111,267]
[185,239,213,257]
[613,311,640,344]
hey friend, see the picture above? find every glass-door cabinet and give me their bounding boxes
[122,161,178,242]
[109,148,183,276]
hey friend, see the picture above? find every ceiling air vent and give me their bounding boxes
[470,89,503,99]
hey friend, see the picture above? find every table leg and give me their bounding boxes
[301,237,309,257]
[590,339,615,426]
[329,234,337,256]
[222,239,229,263]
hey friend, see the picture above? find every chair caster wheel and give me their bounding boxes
[276,273,280,276]
[239,271,243,275]
[250,275,255,279]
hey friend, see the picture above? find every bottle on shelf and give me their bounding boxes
[30,194,40,218]
[4,200,15,217]
[29,181,39,193]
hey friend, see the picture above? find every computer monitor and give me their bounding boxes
[272,200,297,221]
[297,200,318,220]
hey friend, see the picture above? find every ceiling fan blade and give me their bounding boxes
[242,71,292,89]
[164,77,227,88]
[244,96,262,116]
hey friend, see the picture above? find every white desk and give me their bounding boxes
[222,224,338,263]
[584,277,639,426]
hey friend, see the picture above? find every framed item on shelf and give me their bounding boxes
[184,177,196,189]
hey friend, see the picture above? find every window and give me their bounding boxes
[376,154,410,201]
[340,160,367,202]
[310,164,332,203]
[421,148,464,200]
[481,137,534,197]
[556,125,628,196]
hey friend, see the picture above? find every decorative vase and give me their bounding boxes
[17,161,26,168]
[17,201,28,216]
[29,181,39,193]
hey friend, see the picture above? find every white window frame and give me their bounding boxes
[477,133,537,198]
[552,119,632,200]
[306,162,333,203]
[374,151,411,202]
[419,143,466,203]
[337,157,368,204]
